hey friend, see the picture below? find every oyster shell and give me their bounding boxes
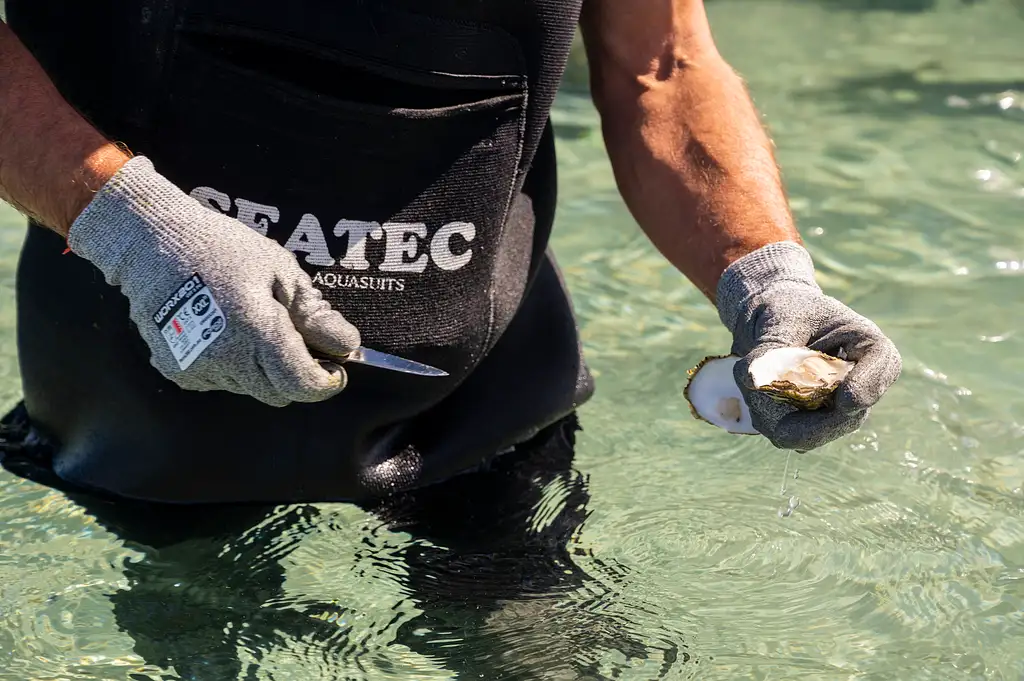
[748,347,853,410]
[683,355,758,435]
[684,347,854,433]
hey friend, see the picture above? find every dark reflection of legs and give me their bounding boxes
[61,497,328,681]
[2,402,329,680]
[362,414,681,680]
[2,406,683,680]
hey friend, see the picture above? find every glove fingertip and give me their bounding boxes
[769,430,808,452]
[283,362,348,404]
[775,407,869,450]
[315,361,349,393]
[732,356,755,390]
[772,411,827,451]
[766,434,796,451]
[835,366,895,411]
[834,382,870,412]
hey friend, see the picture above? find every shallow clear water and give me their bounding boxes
[2,0,1024,679]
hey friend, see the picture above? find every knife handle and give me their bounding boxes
[308,348,352,364]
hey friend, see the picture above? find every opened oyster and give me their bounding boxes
[684,347,854,434]
[683,355,758,434]
[748,347,853,410]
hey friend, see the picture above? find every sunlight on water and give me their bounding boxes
[1,0,1023,679]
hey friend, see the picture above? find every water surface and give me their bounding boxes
[1,1,1023,679]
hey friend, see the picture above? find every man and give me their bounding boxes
[0,0,901,505]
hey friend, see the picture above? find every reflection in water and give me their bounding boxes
[791,0,981,12]
[794,67,1024,120]
[2,409,686,680]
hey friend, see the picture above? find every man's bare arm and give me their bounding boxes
[0,21,129,236]
[579,0,801,302]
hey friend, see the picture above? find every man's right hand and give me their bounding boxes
[1,24,356,406]
[67,156,362,407]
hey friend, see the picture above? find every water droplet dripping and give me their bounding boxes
[779,495,801,518]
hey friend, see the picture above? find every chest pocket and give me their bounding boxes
[144,2,532,388]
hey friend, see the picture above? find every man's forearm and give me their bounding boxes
[582,5,801,303]
[0,21,129,236]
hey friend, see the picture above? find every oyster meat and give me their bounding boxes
[684,347,854,434]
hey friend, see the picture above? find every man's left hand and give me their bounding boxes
[716,241,902,451]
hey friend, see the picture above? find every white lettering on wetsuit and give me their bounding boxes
[189,187,477,289]
[311,273,407,291]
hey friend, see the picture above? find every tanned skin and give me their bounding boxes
[580,0,803,303]
[0,22,129,237]
[1,1,799,300]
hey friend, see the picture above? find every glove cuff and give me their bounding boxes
[67,155,201,283]
[715,240,819,333]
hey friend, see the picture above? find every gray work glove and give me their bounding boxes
[716,241,902,450]
[67,155,361,407]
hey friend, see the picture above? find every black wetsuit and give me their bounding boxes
[1,0,594,503]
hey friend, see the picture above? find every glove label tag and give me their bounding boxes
[154,274,226,370]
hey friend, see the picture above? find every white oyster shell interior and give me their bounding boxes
[686,356,757,435]
[749,347,853,390]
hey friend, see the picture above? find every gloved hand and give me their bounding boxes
[67,155,361,407]
[716,241,901,450]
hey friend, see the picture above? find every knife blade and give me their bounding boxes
[312,346,449,377]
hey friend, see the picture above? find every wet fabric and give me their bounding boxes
[3,0,594,503]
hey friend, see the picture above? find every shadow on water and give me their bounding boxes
[791,66,1024,120]
[706,0,998,10]
[787,0,983,12]
[1,410,687,680]
[834,0,1024,12]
